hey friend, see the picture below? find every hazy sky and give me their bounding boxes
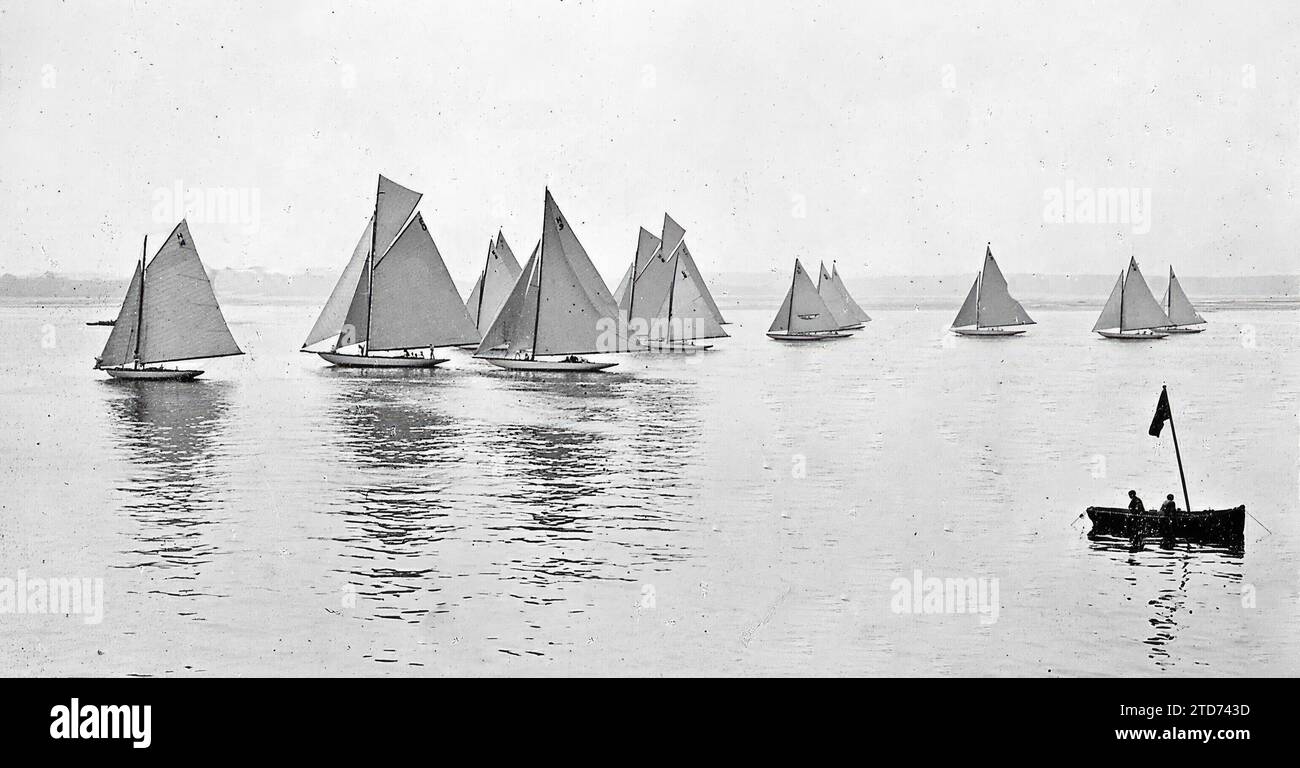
[2,0,1298,282]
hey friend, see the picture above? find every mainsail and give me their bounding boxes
[365,213,480,350]
[1118,257,1170,331]
[974,248,1033,327]
[623,215,727,341]
[818,262,871,328]
[475,189,625,357]
[98,221,242,367]
[465,231,525,331]
[830,265,870,325]
[1163,267,1206,327]
[646,241,728,341]
[613,227,661,310]
[303,174,474,352]
[768,259,840,334]
[1093,258,1172,332]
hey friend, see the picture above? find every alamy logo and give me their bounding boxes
[49,699,151,749]
[890,569,1000,625]
[0,570,103,625]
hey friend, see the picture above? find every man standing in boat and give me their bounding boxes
[1159,494,1177,516]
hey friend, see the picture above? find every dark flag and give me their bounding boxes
[1149,388,1171,437]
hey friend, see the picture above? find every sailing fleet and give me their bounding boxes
[94,174,1211,380]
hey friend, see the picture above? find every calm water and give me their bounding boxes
[1,298,1297,676]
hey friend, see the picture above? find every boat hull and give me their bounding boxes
[951,327,1027,337]
[635,340,714,352]
[317,351,447,368]
[1086,505,1245,543]
[838,323,867,331]
[481,357,617,372]
[766,331,852,341]
[1097,329,1168,340]
[1163,326,1205,334]
[102,367,203,381]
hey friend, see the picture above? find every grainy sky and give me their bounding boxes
[1,0,1297,280]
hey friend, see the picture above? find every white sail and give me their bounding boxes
[302,216,373,348]
[1164,268,1205,326]
[679,238,727,325]
[768,259,840,334]
[476,189,625,357]
[366,213,480,350]
[976,249,1033,327]
[830,265,870,324]
[137,221,242,364]
[1092,272,1124,331]
[819,262,870,328]
[617,227,664,316]
[374,175,422,256]
[549,190,619,316]
[611,262,634,307]
[475,245,540,357]
[1119,257,1171,332]
[660,213,686,264]
[818,262,853,328]
[648,242,728,341]
[98,262,143,368]
[628,239,675,328]
[466,232,525,331]
[952,275,980,328]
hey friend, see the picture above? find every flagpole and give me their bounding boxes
[1164,385,1192,512]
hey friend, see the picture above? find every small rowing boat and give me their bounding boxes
[1086,506,1245,543]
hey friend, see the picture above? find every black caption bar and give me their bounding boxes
[0,678,1285,757]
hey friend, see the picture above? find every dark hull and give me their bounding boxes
[1086,505,1244,543]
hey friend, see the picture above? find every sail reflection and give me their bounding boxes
[325,379,465,626]
[104,380,233,598]
[483,375,701,587]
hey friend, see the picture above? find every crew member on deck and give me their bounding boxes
[1127,490,1145,513]
[1160,494,1177,516]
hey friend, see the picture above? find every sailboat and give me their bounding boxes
[301,174,480,367]
[474,188,627,371]
[619,214,729,351]
[767,258,852,341]
[1161,267,1206,334]
[459,231,526,349]
[95,220,243,380]
[950,245,1035,336]
[817,262,872,330]
[1093,257,1171,339]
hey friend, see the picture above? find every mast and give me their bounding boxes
[1168,265,1176,319]
[476,236,493,327]
[974,264,983,328]
[364,176,379,356]
[626,237,641,334]
[665,242,680,341]
[1118,267,1126,331]
[786,262,797,332]
[531,195,546,359]
[1164,385,1192,513]
[134,235,147,368]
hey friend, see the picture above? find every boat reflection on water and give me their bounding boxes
[481,374,702,589]
[1087,534,1244,670]
[325,379,466,626]
[104,380,234,599]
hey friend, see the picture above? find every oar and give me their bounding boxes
[1245,509,1272,535]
